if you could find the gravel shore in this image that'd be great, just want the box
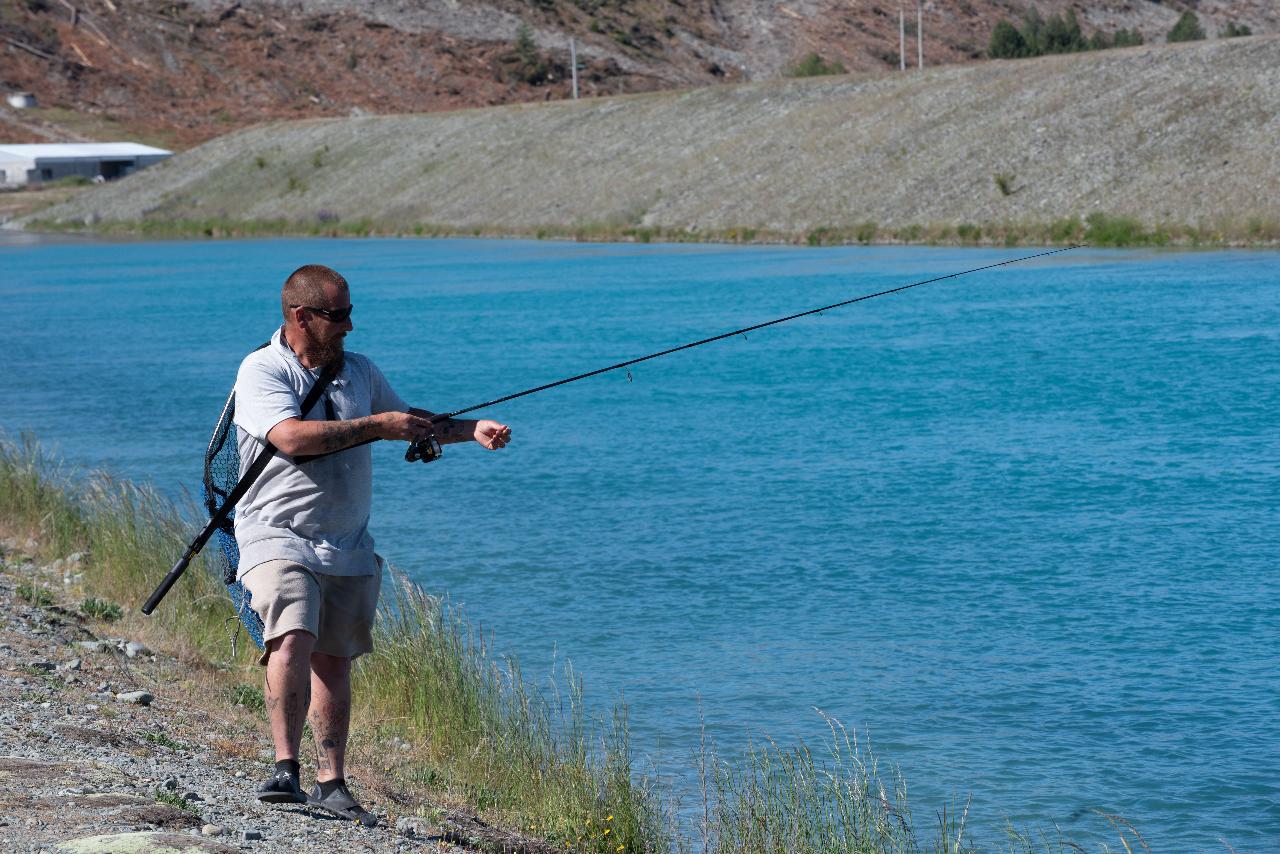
[0,538,537,854]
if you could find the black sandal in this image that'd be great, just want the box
[308,780,379,828]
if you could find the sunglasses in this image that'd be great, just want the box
[293,304,353,323]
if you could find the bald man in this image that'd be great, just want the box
[232,264,510,825]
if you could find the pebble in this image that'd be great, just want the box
[116,690,154,705]
[201,823,225,836]
[125,641,152,658]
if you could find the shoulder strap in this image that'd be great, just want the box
[299,361,336,420]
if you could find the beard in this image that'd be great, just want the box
[302,327,346,372]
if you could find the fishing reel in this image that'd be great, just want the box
[405,434,443,464]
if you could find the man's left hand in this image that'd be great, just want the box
[475,420,511,450]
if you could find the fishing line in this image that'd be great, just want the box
[406,243,1083,449]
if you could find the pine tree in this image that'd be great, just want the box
[1167,11,1206,43]
[988,20,1028,59]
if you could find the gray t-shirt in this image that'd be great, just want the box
[232,327,408,578]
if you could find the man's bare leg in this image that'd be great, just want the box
[308,652,351,782]
[264,630,315,762]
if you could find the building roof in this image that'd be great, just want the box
[0,143,172,160]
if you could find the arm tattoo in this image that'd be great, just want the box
[318,416,378,452]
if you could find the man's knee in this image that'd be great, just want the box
[310,651,351,679]
[266,629,316,662]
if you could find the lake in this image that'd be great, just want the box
[2,235,1276,850]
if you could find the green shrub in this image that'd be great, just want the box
[1219,21,1252,38]
[231,684,266,712]
[46,175,92,188]
[787,52,846,78]
[81,596,123,622]
[993,172,1016,196]
[1083,212,1171,246]
[1112,27,1144,48]
[988,20,1028,58]
[1168,11,1205,43]
[154,789,197,813]
[17,583,52,607]
[989,12,1140,59]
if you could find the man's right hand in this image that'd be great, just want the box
[373,411,437,443]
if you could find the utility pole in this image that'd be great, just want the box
[899,5,906,70]
[917,2,924,69]
[570,37,579,99]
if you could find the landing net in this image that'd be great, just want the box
[202,387,266,650]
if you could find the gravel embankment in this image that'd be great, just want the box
[0,538,531,854]
[22,35,1280,242]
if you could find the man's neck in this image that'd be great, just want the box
[283,324,323,370]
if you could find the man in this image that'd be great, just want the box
[232,264,510,825]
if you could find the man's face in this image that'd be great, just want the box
[299,282,353,369]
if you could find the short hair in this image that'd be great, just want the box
[281,265,348,320]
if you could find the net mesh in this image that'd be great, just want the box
[203,387,266,650]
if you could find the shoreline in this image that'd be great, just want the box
[12,212,1280,249]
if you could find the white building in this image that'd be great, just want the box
[0,142,172,187]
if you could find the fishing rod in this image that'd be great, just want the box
[141,243,1080,614]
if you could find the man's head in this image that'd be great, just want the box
[282,264,353,369]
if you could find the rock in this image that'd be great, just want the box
[78,641,108,652]
[116,691,154,706]
[125,641,152,658]
[62,658,82,671]
[201,823,224,836]
[395,816,434,837]
[29,659,56,671]
[242,829,263,840]
[163,777,178,791]
[56,831,238,853]
[183,791,203,801]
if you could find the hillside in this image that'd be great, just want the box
[23,34,1280,245]
[1,0,1277,147]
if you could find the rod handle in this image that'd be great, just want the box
[141,553,192,615]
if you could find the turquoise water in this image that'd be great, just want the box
[2,236,1277,850]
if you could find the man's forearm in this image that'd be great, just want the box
[269,416,384,456]
[408,408,477,445]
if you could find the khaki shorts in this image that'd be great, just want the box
[240,559,381,665]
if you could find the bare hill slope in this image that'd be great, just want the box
[2,0,1276,147]
[27,35,1280,244]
